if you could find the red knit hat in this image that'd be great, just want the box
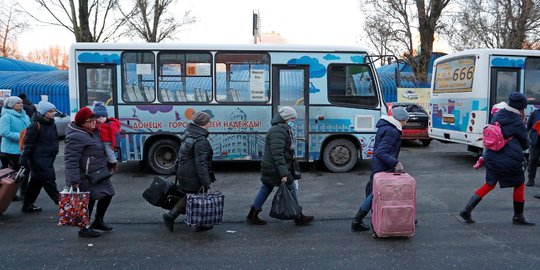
[75,107,94,126]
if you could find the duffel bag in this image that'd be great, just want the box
[143,176,185,210]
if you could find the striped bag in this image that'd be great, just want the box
[184,191,224,227]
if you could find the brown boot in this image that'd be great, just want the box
[246,207,267,225]
[294,213,314,226]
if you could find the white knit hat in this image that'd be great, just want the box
[279,106,297,121]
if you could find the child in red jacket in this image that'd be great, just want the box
[93,103,120,164]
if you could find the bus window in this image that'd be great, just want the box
[215,52,270,103]
[493,69,519,104]
[158,52,212,103]
[328,64,377,107]
[84,67,113,106]
[122,52,155,103]
[525,58,540,104]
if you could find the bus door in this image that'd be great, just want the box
[272,65,310,160]
[78,64,118,117]
[489,67,520,121]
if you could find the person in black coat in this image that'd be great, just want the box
[351,107,410,232]
[458,92,534,226]
[19,101,60,213]
[526,107,540,186]
[245,106,314,226]
[162,112,216,232]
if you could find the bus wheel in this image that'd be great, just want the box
[147,139,179,175]
[322,139,358,173]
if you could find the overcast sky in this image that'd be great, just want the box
[17,0,364,54]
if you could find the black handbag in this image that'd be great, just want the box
[86,168,112,185]
[143,176,185,210]
[269,182,302,220]
[290,160,301,179]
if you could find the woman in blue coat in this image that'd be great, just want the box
[351,107,409,232]
[458,92,534,226]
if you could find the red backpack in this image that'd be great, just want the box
[483,122,511,151]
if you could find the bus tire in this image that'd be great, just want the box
[147,139,179,175]
[322,139,358,173]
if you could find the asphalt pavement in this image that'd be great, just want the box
[1,140,540,269]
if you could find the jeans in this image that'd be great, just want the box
[358,193,373,212]
[104,142,117,163]
[252,181,298,211]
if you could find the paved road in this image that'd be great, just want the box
[1,140,540,269]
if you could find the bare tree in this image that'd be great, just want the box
[0,1,27,58]
[26,44,69,69]
[442,0,540,50]
[362,0,451,82]
[118,0,195,42]
[30,0,125,42]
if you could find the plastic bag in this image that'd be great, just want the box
[269,182,302,220]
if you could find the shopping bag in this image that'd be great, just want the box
[58,187,90,228]
[269,182,302,220]
[184,191,224,227]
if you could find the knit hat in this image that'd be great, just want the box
[192,111,211,126]
[74,107,94,126]
[392,107,410,121]
[4,96,22,109]
[37,100,56,115]
[92,102,108,117]
[508,92,528,110]
[18,93,27,100]
[279,106,297,121]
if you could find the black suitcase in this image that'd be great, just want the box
[143,177,185,210]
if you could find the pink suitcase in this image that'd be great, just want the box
[371,171,416,238]
[0,168,18,215]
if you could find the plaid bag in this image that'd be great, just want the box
[184,191,224,227]
[58,187,90,228]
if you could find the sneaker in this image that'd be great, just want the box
[21,204,42,213]
[473,157,484,170]
[90,220,113,231]
[78,228,101,238]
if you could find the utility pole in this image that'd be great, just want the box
[253,10,261,44]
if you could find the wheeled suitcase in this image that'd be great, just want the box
[371,171,416,238]
[0,168,17,215]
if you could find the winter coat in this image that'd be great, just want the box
[0,107,31,155]
[64,122,115,200]
[98,117,121,148]
[22,98,36,118]
[176,123,214,193]
[365,115,403,195]
[260,113,295,187]
[19,113,59,180]
[484,108,529,188]
[527,109,540,146]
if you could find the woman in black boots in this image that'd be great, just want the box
[65,107,117,238]
[458,92,534,226]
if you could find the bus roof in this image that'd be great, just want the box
[435,48,540,63]
[69,42,373,54]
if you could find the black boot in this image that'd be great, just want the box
[351,210,370,232]
[294,213,314,226]
[91,218,113,231]
[78,228,100,238]
[458,194,482,224]
[194,225,214,232]
[163,207,182,232]
[526,179,535,187]
[246,207,267,225]
[512,201,535,226]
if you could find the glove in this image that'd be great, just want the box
[19,157,28,168]
[395,161,404,172]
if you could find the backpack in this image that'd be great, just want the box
[19,122,40,152]
[483,122,511,151]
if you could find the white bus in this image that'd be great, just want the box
[429,49,540,152]
[69,43,388,174]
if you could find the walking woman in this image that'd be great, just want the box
[19,101,60,213]
[458,92,534,226]
[64,107,117,238]
[246,106,314,226]
[163,111,216,232]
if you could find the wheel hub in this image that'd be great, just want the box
[330,145,350,165]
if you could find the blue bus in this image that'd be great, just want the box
[69,43,387,174]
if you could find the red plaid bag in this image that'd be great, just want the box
[58,187,90,228]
